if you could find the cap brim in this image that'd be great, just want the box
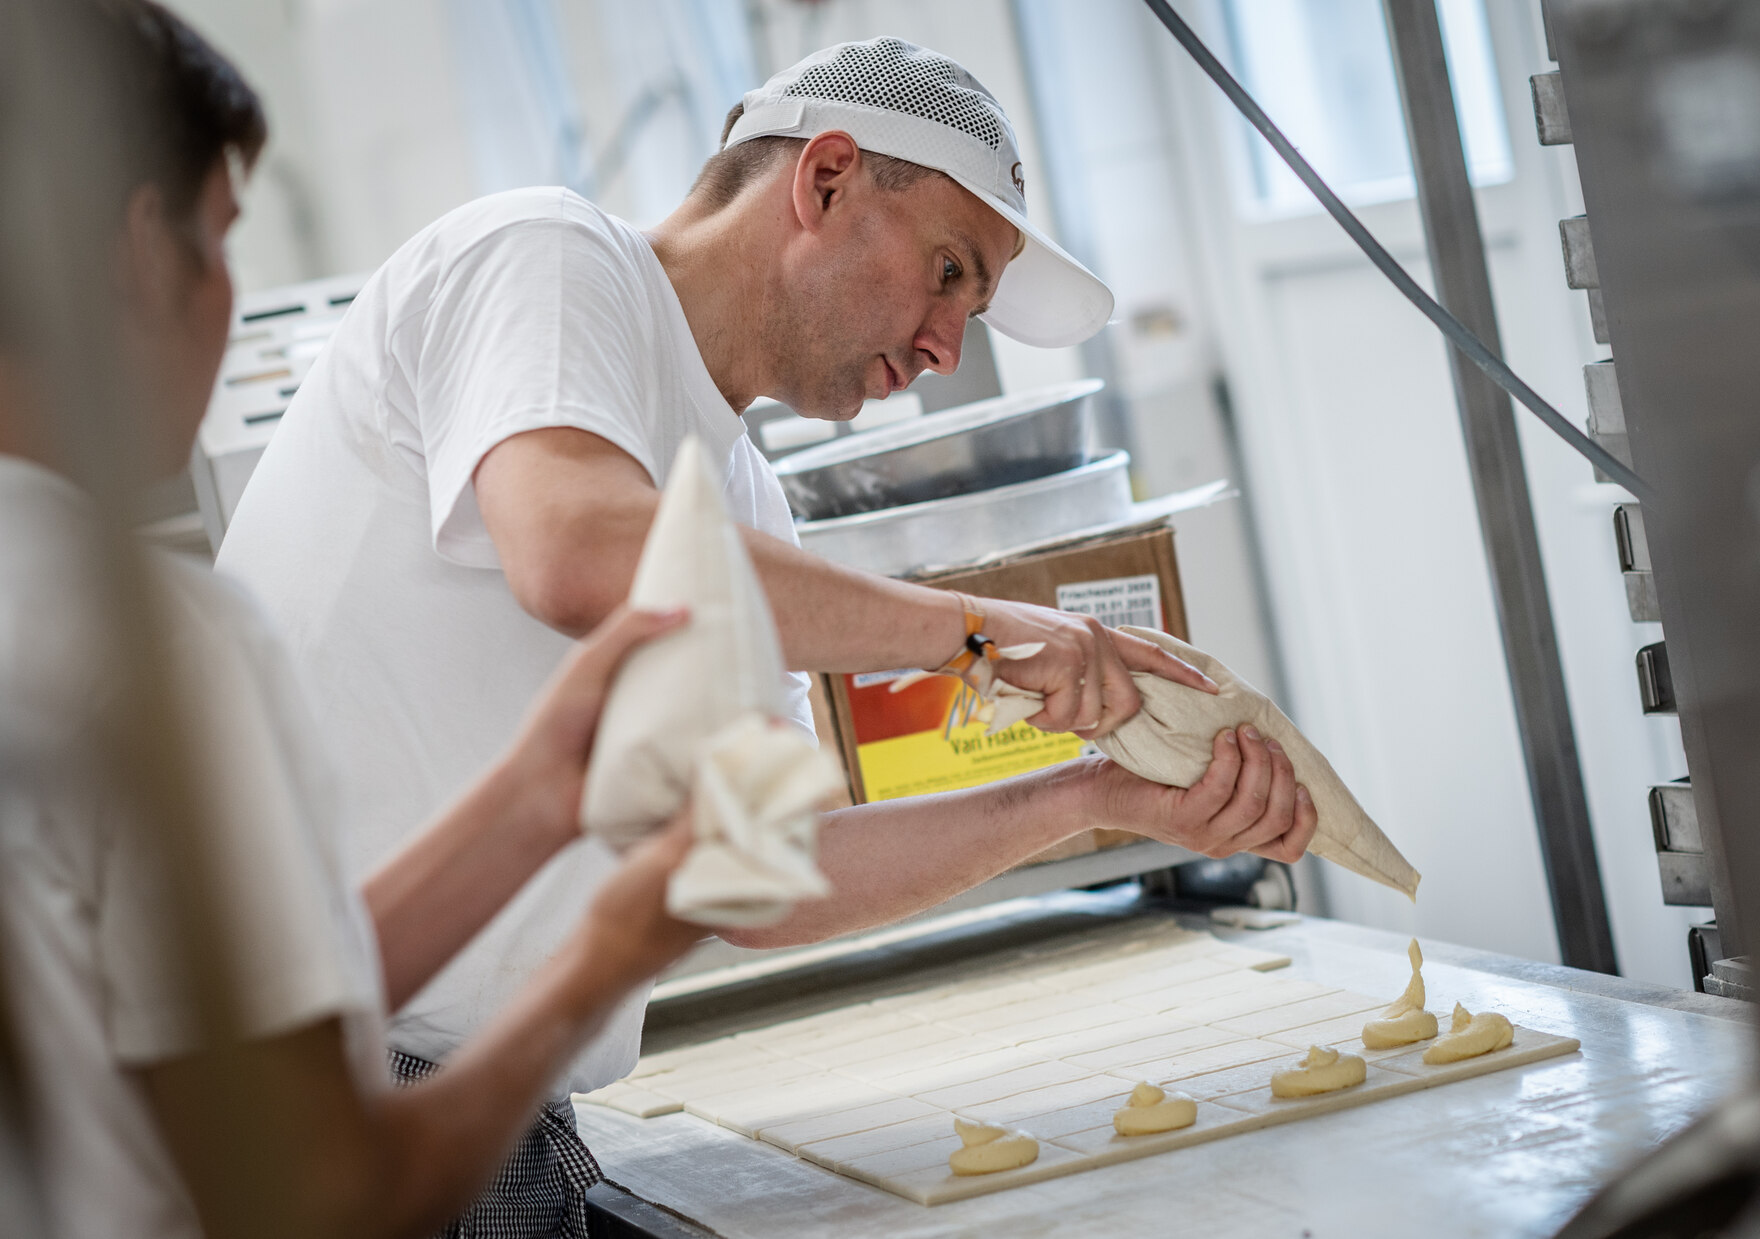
[944,172,1114,349]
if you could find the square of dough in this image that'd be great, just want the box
[1014,1013,1179,1060]
[938,993,1099,1034]
[1105,1037,1293,1084]
[866,1143,1091,1206]
[1047,1099,1265,1160]
[1205,1063,1422,1118]
[1264,1011,1431,1053]
[834,1130,969,1184]
[966,1002,1151,1046]
[757,1095,939,1153]
[913,1061,1092,1111]
[1158,980,1340,1024]
[1206,944,1295,971]
[1372,1024,1582,1085]
[571,1082,682,1119]
[643,1054,823,1103]
[794,1021,969,1067]
[905,980,1051,1023]
[745,1009,926,1056]
[1030,942,1217,991]
[628,1039,777,1079]
[1045,957,1239,1003]
[1063,1024,1240,1071]
[1116,968,1281,1014]
[1211,990,1385,1038]
[854,1046,1036,1094]
[1134,1056,1289,1103]
[958,1075,1131,1127]
[796,1112,956,1169]
[687,1077,894,1137]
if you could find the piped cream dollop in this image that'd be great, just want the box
[1112,1082,1198,1136]
[948,1118,1039,1176]
[1361,938,1440,1049]
[1270,1045,1367,1098]
[1422,1002,1514,1064]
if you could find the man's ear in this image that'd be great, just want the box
[790,131,862,235]
[116,182,180,319]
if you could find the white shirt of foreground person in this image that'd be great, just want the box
[217,186,813,1093]
[0,457,385,1239]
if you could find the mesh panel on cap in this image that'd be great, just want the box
[783,38,1004,151]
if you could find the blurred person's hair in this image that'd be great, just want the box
[0,0,265,350]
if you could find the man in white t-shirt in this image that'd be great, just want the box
[218,37,1319,1231]
[1,4,706,1236]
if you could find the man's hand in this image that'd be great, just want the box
[1089,726,1318,863]
[978,599,1218,738]
[500,605,688,849]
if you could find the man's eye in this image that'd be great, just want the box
[942,258,960,283]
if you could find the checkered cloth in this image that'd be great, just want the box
[390,1051,603,1239]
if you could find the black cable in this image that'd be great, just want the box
[1141,0,1655,505]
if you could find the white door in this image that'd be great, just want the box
[1152,0,1695,981]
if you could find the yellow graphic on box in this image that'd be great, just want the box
[857,720,1085,802]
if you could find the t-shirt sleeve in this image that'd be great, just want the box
[101,563,385,1068]
[411,205,663,569]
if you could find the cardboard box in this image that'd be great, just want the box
[811,523,1188,864]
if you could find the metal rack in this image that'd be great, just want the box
[1538,0,1760,1000]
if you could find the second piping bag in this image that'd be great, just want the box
[580,436,843,927]
[915,624,1419,899]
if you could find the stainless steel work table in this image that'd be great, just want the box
[578,896,1752,1238]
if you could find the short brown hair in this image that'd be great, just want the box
[104,0,269,216]
[689,101,942,210]
[0,0,266,346]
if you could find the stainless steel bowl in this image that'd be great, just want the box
[795,451,1135,578]
[773,378,1103,520]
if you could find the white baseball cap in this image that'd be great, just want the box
[724,37,1114,350]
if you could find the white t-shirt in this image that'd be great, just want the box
[217,187,812,1093]
[0,456,385,1239]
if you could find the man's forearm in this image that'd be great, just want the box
[722,757,1103,949]
[364,757,568,1012]
[744,529,966,672]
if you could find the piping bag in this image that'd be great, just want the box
[896,625,1419,899]
[580,436,843,927]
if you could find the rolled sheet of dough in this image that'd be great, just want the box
[1423,1003,1513,1064]
[1093,627,1420,900]
[1270,1045,1367,1097]
[948,1119,1039,1176]
[1362,938,1440,1049]
[580,437,834,925]
[1112,1082,1198,1135]
[666,715,842,926]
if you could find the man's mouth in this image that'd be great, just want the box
[881,357,903,395]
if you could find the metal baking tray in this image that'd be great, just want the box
[795,450,1134,578]
[773,378,1103,520]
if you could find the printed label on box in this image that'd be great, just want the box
[1055,573,1164,631]
[856,718,1085,802]
[842,672,1084,801]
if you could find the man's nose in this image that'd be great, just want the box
[915,311,965,376]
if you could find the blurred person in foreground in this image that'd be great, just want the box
[0,2,709,1236]
[216,34,1320,1231]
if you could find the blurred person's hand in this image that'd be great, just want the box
[576,812,705,988]
[499,604,688,849]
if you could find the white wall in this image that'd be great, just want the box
[1151,0,1697,983]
